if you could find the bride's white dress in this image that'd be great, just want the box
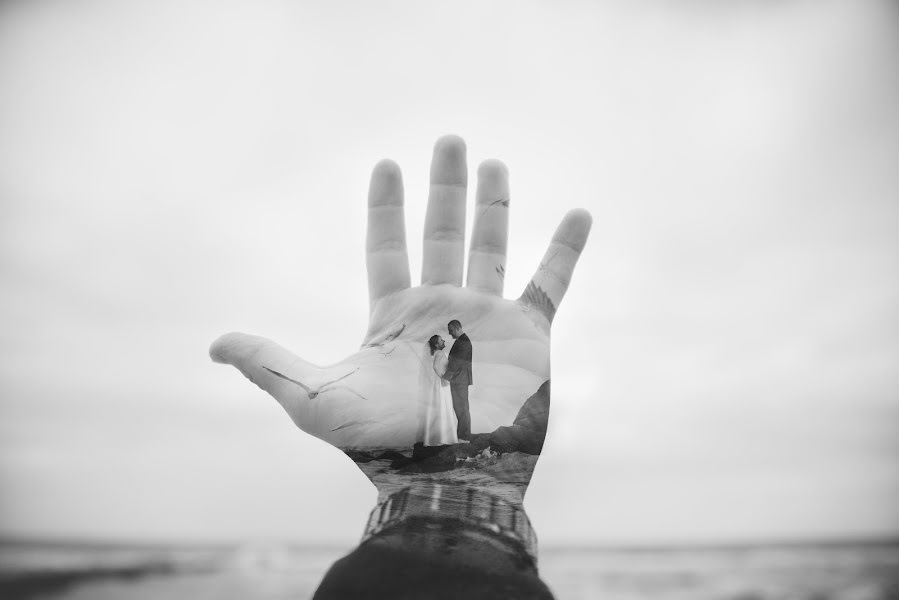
[418,349,459,446]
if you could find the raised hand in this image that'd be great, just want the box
[210,136,591,506]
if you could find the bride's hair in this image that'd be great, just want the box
[427,335,441,355]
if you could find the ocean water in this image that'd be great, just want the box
[1,539,897,600]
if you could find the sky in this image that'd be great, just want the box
[0,0,897,547]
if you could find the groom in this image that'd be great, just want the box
[444,319,473,441]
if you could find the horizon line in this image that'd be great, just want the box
[2,532,898,552]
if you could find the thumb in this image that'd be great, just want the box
[210,332,320,428]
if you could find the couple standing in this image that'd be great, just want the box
[419,320,473,447]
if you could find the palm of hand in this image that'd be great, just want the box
[211,136,590,491]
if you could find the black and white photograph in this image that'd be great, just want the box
[1,1,898,599]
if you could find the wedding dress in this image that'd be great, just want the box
[418,346,459,446]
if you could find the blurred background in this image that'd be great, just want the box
[1,0,897,598]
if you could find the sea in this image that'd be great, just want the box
[1,538,897,600]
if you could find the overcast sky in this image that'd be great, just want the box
[1,0,897,547]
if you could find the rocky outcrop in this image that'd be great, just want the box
[512,380,550,433]
[488,379,550,455]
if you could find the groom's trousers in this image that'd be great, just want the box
[450,383,471,440]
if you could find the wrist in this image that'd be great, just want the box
[362,482,538,568]
[313,483,552,599]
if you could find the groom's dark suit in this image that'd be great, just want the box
[445,333,473,440]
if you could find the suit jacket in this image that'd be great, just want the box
[445,333,473,385]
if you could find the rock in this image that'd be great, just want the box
[468,433,492,446]
[391,442,457,471]
[411,442,449,461]
[484,380,549,455]
[375,449,411,462]
[396,446,457,473]
[487,425,544,455]
[345,450,377,463]
[347,448,410,464]
[460,437,492,457]
[512,380,550,433]
[392,437,497,473]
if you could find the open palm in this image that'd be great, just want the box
[210,136,591,467]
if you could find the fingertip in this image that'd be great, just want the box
[209,331,252,364]
[431,135,467,186]
[566,208,593,229]
[553,209,593,252]
[477,158,508,176]
[434,133,466,151]
[209,332,235,363]
[369,159,404,207]
[476,158,509,189]
[372,158,401,179]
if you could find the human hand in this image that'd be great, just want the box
[210,135,591,506]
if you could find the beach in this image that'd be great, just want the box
[2,539,897,600]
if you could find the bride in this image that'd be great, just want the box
[418,334,459,446]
